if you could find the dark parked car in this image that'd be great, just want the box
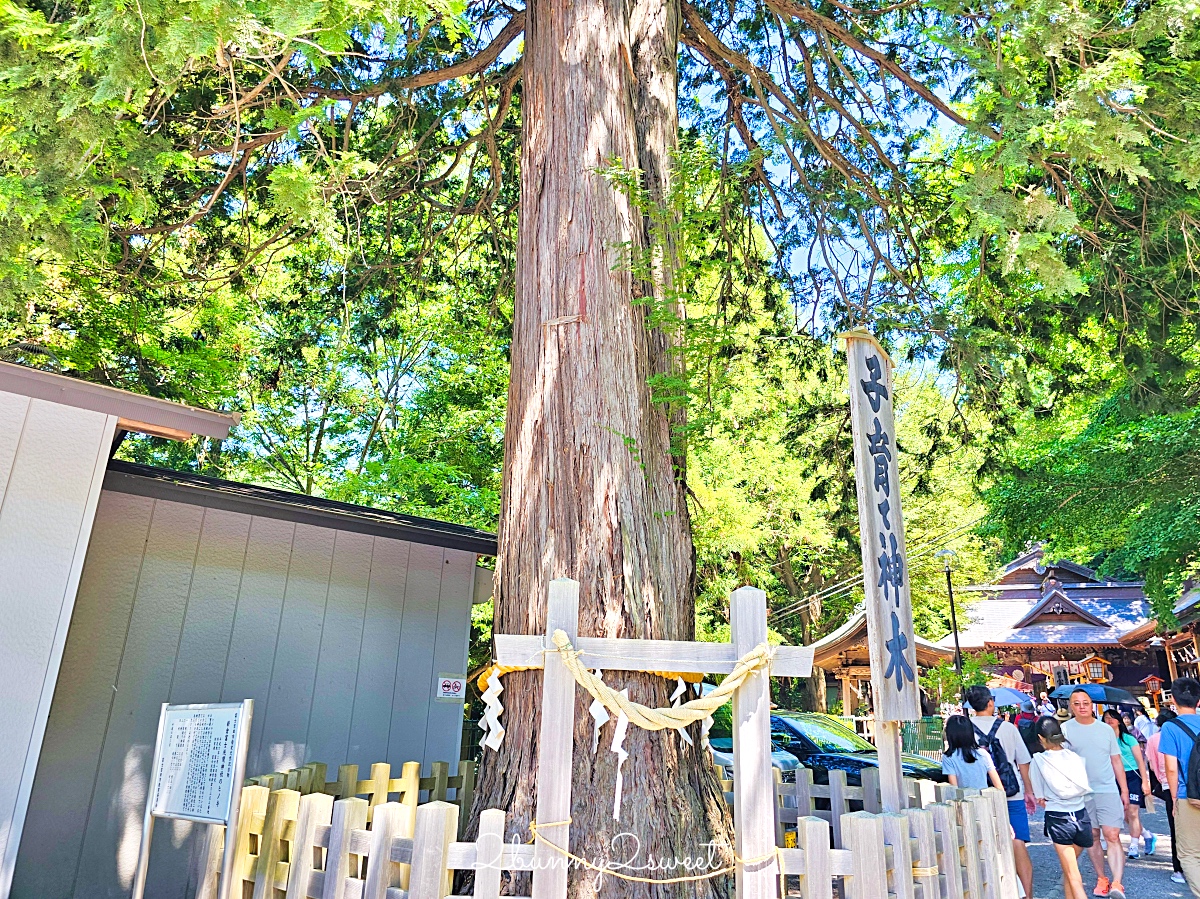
[770,712,946,785]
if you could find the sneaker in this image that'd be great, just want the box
[1144,833,1157,855]
[1093,875,1110,897]
[1127,843,1140,859]
[1173,872,1187,884]
[1108,883,1125,899]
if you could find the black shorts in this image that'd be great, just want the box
[1126,769,1145,808]
[1044,809,1095,848]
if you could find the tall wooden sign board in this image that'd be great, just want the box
[842,332,919,812]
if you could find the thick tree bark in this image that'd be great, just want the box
[472,1,732,897]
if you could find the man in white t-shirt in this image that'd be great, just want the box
[1062,688,1130,899]
[964,685,1035,899]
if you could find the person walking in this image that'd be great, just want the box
[1132,706,1157,744]
[1162,676,1200,896]
[1147,709,1187,885]
[964,685,1036,899]
[1030,716,1094,899]
[1040,691,1058,717]
[1062,687,1129,899]
[942,714,1007,790]
[1101,708,1156,858]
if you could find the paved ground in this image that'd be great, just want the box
[1025,802,1192,899]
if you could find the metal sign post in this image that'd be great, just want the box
[130,699,253,899]
[842,331,920,812]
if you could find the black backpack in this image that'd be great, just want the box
[974,719,1021,797]
[1166,717,1200,801]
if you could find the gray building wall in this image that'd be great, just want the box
[12,485,477,899]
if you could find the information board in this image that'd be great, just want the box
[132,700,252,899]
[150,704,245,824]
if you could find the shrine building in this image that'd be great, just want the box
[943,547,1167,698]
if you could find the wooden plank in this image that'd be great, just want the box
[455,761,477,840]
[877,720,908,812]
[906,806,940,899]
[347,538,409,767]
[828,769,848,848]
[472,809,505,899]
[983,789,1019,899]
[10,491,153,899]
[359,762,393,823]
[387,543,444,764]
[797,816,833,899]
[221,515,297,770]
[861,766,882,814]
[407,801,458,899]
[258,523,336,774]
[286,792,335,899]
[531,579,579,899]
[308,531,374,770]
[0,401,116,895]
[169,508,252,703]
[793,768,814,820]
[494,634,813,677]
[930,802,965,899]
[254,789,301,899]
[842,812,888,899]
[363,802,406,899]
[322,798,368,899]
[957,799,984,899]
[882,812,916,899]
[234,787,271,895]
[730,585,777,899]
[843,332,921,722]
[422,760,451,801]
[390,759,421,888]
[969,793,1006,899]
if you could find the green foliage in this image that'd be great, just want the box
[921,652,1000,704]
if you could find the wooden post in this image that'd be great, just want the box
[253,788,300,899]
[234,786,270,894]
[285,792,334,899]
[455,760,477,839]
[773,768,786,847]
[984,788,1020,899]
[473,809,506,899]
[957,799,984,899]
[331,765,358,800]
[861,766,882,814]
[425,761,450,801]
[828,769,848,848]
[730,585,779,899]
[793,768,814,819]
[842,812,888,899]
[905,807,940,899]
[321,798,368,899]
[362,762,392,822]
[408,801,458,899]
[797,816,833,899]
[930,802,964,899]
[882,812,916,899]
[843,331,920,813]
[363,802,406,899]
[531,578,579,899]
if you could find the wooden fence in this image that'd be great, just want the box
[195,580,1017,899]
[196,780,1018,899]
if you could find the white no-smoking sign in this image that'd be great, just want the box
[436,673,467,702]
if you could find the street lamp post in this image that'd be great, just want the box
[936,549,964,678]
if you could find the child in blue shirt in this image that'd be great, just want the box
[942,714,1006,791]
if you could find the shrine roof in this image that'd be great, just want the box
[939,595,1152,650]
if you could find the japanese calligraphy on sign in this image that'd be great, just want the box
[843,332,920,722]
[149,703,250,824]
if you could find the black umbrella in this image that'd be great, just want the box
[1049,684,1137,704]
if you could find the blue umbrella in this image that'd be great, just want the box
[1050,684,1137,705]
[990,686,1034,707]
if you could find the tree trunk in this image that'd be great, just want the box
[472,1,732,897]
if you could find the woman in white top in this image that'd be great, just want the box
[1029,716,1094,899]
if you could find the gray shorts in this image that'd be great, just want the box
[1083,792,1124,830]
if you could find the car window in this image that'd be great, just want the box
[776,715,875,753]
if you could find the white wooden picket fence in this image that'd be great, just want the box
[196,579,1018,899]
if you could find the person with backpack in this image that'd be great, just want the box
[1147,709,1187,884]
[942,714,1007,790]
[1162,675,1200,896]
[964,685,1035,899]
[1062,688,1130,899]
